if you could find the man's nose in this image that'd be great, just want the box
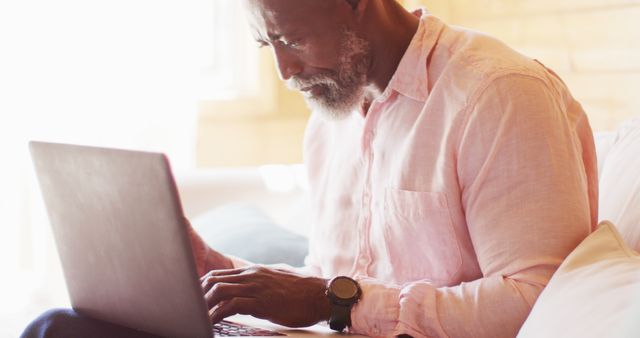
[273,48,303,81]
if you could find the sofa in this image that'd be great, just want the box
[176,117,640,337]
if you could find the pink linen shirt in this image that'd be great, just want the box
[191,10,599,338]
[300,11,598,338]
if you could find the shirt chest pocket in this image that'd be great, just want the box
[382,188,462,284]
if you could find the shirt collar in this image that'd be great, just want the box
[384,9,444,102]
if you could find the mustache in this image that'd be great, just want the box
[286,74,338,91]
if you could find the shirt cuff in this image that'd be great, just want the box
[394,282,448,337]
[350,278,448,338]
[350,277,401,337]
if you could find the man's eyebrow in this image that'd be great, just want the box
[256,30,301,44]
[252,33,280,44]
[269,28,303,41]
[267,33,283,41]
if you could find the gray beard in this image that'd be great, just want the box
[287,29,371,120]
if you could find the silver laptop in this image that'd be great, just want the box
[29,141,343,338]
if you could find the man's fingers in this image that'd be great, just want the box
[209,297,257,324]
[202,274,254,293]
[200,268,246,281]
[205,282,257,308]
[200,268,247,289]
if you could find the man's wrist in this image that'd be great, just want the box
[325,276,362,332]
[312,277,331,324]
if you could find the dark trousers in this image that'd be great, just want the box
[21,308,161,338]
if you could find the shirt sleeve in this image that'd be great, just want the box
[349,74,594,337]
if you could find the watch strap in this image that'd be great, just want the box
[328,303,352,332]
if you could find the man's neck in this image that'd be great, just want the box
[362,1,420,102]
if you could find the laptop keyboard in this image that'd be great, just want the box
[213,320,286,336]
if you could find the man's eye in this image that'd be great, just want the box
[280,38,302,49]
[286,40,300,48]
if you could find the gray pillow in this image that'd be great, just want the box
[191,203,308,267]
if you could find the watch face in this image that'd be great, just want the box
[331,277,359,299]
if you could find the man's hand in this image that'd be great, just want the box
[200,266,331,328]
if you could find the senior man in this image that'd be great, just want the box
[23,0,597,337]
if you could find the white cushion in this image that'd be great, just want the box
[593,131,616,179]
[598,117,640,251]
[517,221,640,338]
[192,203,308,267]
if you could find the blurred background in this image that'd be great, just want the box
[0,0,638,336]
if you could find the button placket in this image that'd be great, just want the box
[358,105,379,274]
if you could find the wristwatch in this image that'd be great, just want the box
[326,276,362,332]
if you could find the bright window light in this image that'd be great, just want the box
[0,0,259,335]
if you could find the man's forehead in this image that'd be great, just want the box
[243,0,337,37]
[245,0,336,13]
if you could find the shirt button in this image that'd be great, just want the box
[372,328,381,336]
[358,257,368,266]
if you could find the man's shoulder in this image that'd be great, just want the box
[431,22,549,98]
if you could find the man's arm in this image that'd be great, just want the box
[188,218,333,326]
[348,74,595,338]
[186,219,238,275]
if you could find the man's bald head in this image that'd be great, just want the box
[243,0,343,14]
